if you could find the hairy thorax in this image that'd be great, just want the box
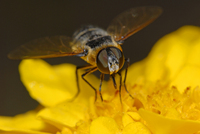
[71,26,122,66]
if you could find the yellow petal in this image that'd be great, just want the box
[145,25,200,90]
[90,116,120,134]
[0,129,51,134]
[144,28,188,82]
[59,128,73,134]
[19,59,99,107]
[122,113,134,127]
[127,112,141,121]
[122,112,141,127]
[0,110,58,134]
[122,122,151,134]
[139,108,200,134]
[175,25,200,43]
[37,101,87,129]
[53,63,99,102]
[187,38,200,66]
[124,60,146,85]
[19,59,76,107]
[170,65,200,93]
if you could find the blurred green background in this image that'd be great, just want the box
[1,0,200,116]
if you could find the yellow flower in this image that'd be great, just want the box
[1,25,200,134]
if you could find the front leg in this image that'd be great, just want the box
[99,73,105,102]
[81,67,98,101]
[74,65,94,101]
[123,58,134,99]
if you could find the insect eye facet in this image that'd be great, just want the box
[96,49,110,74]
[109,47,124,70]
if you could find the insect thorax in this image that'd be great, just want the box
[72,26,121,66]
[73,25,109,44]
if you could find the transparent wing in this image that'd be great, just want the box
[107,6,162,42]
[8,36,84,59]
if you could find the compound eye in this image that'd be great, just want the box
[110,48,124,70]
[96,49,110,74]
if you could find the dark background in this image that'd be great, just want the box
[1,0,200,116]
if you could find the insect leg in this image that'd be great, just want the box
[124,58,134,99]
[99,73,105,102]
[117,71,122,104]
[74,65,94,101]
[81,67,98,101]
[111,74,117,89]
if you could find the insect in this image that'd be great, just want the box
[8,6,162,102]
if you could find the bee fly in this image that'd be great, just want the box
[8,6,162,102]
